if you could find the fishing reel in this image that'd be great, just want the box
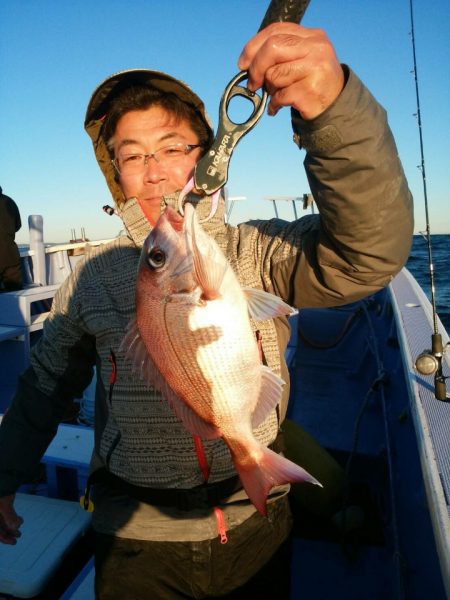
[415,333,449,401]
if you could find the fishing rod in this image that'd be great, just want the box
[409,0,448,401]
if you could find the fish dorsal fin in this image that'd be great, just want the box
[251,365,285,428]
[243,287,298,321]
[186,204,227,300]
[120,319,220,441]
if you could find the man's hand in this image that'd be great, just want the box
[0,495,23,545]
[238,23,344,120]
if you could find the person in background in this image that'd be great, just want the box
[0,23,413,599]
[0,186,23,292]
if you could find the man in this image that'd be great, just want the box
[0,186,23,292]
[0,23,413,599]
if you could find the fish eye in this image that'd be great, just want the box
[147,247,166,269]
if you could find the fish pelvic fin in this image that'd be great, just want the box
[121,319,220,440]
[243,287,298,322]
[235,445,321,516]
[251,366,285,428]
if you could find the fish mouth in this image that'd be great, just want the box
[164,206,185,232]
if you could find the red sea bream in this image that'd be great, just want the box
[122,203,319,515]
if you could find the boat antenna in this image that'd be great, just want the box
[410,0,448,401]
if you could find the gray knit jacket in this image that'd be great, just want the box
[0,68,413,495]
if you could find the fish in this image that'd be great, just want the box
[122,202,320,515]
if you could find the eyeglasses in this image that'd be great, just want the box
[112,143,202,175]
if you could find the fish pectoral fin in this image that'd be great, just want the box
[120,318,140,354]
[243,287,298,321]
[251,366,285,428]
[169,396,221,441]
[121,318,166,390]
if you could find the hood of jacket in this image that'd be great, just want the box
[84,68,225,246]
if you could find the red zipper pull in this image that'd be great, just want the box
[213,507,228,544]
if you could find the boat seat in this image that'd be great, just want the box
[0,324,25,343]
[0,284,59,329]
[0,494,92,599]
[0,285,59,410]
[42,423,94,501]
[0,417,94,501]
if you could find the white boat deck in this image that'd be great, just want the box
[389,268,450,598]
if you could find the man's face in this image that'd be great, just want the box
[113,105,202,223]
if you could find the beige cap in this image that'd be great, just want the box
[84,69,214,208]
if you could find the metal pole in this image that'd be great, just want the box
[28,215,46,286]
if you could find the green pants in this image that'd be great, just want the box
[94,495,292,600]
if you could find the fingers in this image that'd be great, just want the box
[238,24,318,90]
[0,496,23,545]
[238,23,344,120]
[266,55,344,118]
[238,23,312,69]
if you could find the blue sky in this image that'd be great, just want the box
[1,0,449,243]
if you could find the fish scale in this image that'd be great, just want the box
[162,296,258,428]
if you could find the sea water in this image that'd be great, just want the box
[406,234,450,333]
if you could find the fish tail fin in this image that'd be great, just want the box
[235,445,321,516]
